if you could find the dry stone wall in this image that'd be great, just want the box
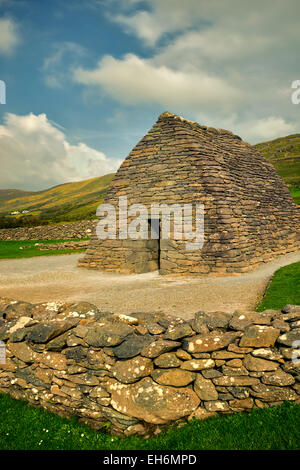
[0,298,299,437]
[19,240,89,251]
[0,220,97,241]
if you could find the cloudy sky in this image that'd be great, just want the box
[0,0,299,190]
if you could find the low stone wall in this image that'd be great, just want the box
[19,241,89,251]
[0,220,97,241]
[0,298,299,437]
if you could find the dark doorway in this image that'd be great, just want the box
[148,218,161,270]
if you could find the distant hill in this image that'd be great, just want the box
[0,189,37,204]
[0,173,115,227]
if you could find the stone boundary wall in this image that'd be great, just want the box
[0,298,299,437]
[19,241,89,251]
[0,220,97,241]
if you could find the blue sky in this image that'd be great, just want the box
[0,0,300,190]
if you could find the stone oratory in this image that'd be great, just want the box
[79,112,300,275]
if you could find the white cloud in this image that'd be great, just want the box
[0,112,121,190]
[74,2,300,113]
[73,53,242,111]
[0,17,20,55]
[59,0,300,144]
[235,116,297,142]
[154,30,273,69]
[112,0,300,47]
[112,0,203,45]
[43,41,88,88]
[192,112,297,143]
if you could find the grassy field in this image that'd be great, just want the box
[0,393,299,450]
[256,261,300,311]
[289,187,300,204]
[0,239,88,259]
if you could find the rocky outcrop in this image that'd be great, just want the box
[0,298,299,437]
[0,220,97,241]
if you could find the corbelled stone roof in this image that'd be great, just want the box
[157,111,239,138]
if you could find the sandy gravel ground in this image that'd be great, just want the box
[0,251,299,320]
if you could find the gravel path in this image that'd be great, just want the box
[0,251,299,319]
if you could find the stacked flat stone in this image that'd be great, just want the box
[0,298,299,437]
[19,241,89,251]
[79,111,300,275]
[0,220,97,241]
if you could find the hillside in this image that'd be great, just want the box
[255,133,300,204]
[0,174,115,227]
[0,189,37,204]
[255,133,300,184]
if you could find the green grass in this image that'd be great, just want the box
[0,239,89,259]
[256,261,300,311]
[0,393,299,450]
[289,187,300,204]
